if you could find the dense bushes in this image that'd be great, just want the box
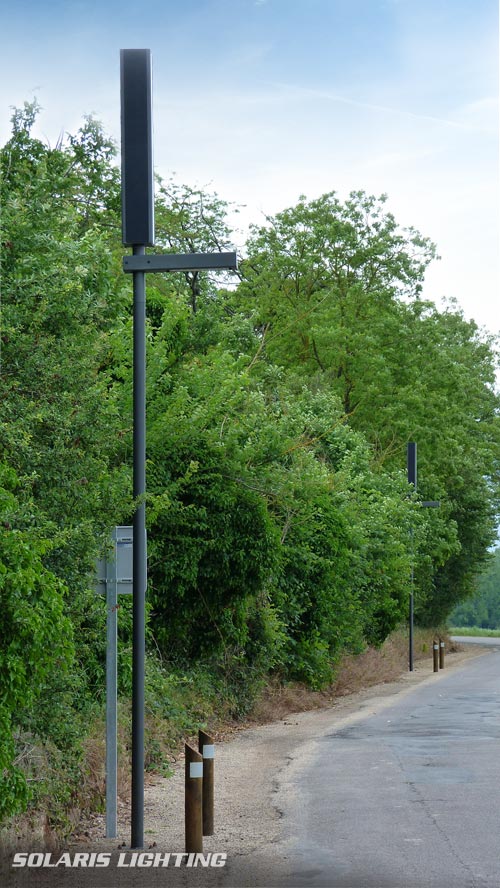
[0,465,73,820]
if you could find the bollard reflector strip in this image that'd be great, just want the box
[202,745,215,760]
[189,762,203,779]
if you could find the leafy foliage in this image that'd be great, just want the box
[237,193,500,626]
[0,465,73,819]
[0,104,499,829]
[0,104,129,822]
[449,548,500,629]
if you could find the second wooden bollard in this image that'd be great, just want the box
[185,744,203,853]
[433,640,439,673]
[199,730,215,836]
[439,639,445,669]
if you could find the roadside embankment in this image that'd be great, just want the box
[72,634,483,853]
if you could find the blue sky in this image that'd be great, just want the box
[0,0,498,335]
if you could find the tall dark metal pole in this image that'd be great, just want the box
[121,48,154,850]
[131,246,146,848]
[120,49,236,849]
[407,442,417,672]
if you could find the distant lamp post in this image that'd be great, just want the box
[407,443,417,672]
[407,442,440,671]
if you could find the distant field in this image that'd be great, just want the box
[448,627,500,637]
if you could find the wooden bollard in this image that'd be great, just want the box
[185,744,203,852]
[199,730,215,836]
[433,640,439,673]
[439,639,445,669]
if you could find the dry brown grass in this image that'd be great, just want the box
[248,627,450,724]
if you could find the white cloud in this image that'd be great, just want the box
[0,0,496,335]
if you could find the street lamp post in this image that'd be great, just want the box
[407,442,440,672]
[120,49,237,849]
[407,443,417,672]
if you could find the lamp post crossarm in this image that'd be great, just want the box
[123,252,238,274]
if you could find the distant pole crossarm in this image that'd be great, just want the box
[123,252,238,274]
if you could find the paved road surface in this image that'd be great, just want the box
[279,648,500,888]
[450,635,500,646]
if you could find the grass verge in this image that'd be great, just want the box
[448,626,500,637]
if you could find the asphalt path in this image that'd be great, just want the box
[450,635,500,646]
[279,647,500,888]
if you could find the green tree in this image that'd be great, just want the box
[0,464,73,820]
[450,548,500,628]
[0,102,130,586]
[238,191,435,413]
[236,191,500,624]
[0,103,133,758]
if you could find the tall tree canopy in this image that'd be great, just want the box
[235,192,500,624]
